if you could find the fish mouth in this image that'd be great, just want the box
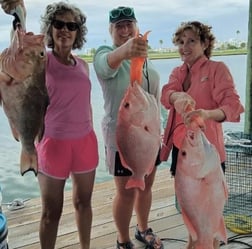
[186,129,202,148]
[186,130,196,144]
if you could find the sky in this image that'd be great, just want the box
[0,0,250,54]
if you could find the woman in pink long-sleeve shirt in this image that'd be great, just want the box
[160,21,244,176]
[160,20,244,249]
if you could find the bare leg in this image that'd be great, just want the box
[113,176,136,245]
[38,173,65,249]
[72,170,96,249]
[134,168,163,249]
[134,168,156,231]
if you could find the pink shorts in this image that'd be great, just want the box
[36,130,99,179]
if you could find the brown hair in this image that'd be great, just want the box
[40,1,87,50]
[172,21,215,58]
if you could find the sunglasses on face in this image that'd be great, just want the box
[109,7,134,19]
[51,20,79,31]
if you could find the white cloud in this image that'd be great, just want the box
[0,0,249,52]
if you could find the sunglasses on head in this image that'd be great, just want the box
[52,19,79,31]
[109,7,134,19]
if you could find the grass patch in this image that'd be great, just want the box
[80,48,247,63]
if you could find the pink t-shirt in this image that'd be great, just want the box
[44,52,92,139]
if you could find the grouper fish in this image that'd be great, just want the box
[0,3,48,176]
[175,127,228,249]
[116,31,160,190]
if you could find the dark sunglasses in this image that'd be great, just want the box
[109,7,134,19]
[52,20,79,31]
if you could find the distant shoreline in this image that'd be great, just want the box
[80,49,247,63]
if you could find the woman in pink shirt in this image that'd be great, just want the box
[160,20,244,248]
[37,3,99,249]
[0,1,99,248]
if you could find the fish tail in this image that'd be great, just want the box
[125,178,145,191]
[20,148,38,176]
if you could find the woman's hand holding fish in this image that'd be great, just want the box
[107,36,148,70]
[121,36,148,59]
[171,92,206,130]
[171,92,196,114]
[183,109,206,130]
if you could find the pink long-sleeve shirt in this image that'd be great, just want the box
[161,56,244,163]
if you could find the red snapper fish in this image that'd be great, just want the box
[175,127,228,249]
[116,31,160,190]
[0,22,48,175]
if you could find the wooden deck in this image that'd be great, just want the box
[3,168,252,249]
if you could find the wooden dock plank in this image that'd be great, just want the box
[3,168,252,249]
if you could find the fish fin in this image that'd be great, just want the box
[130,30,151,85]
[181,210,198,242]
[20,148,38,176]
[10,4,26,31]
[146,165,154,176]
[125,178,145,191]
[38,95,49,142]
[216,217,227,244]
[222,178,229,200]
[9,122,20,141]
[0,71,12,85]
[173,125,186,149]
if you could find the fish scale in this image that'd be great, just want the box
[116,30,160,190]
[0,4,48,176]
[175,128,228,249]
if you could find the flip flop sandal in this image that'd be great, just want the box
[135,226,164,249]
[116,240,135,249]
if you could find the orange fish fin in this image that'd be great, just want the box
[142,30,151,41]
[125,178,145,191]
[130,30,151,85]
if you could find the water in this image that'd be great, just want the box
[0,55,247,202]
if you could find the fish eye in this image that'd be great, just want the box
[189,133,194,140]
[181,150,186,156]
[40,51,45,57]
[124,102,130,108]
